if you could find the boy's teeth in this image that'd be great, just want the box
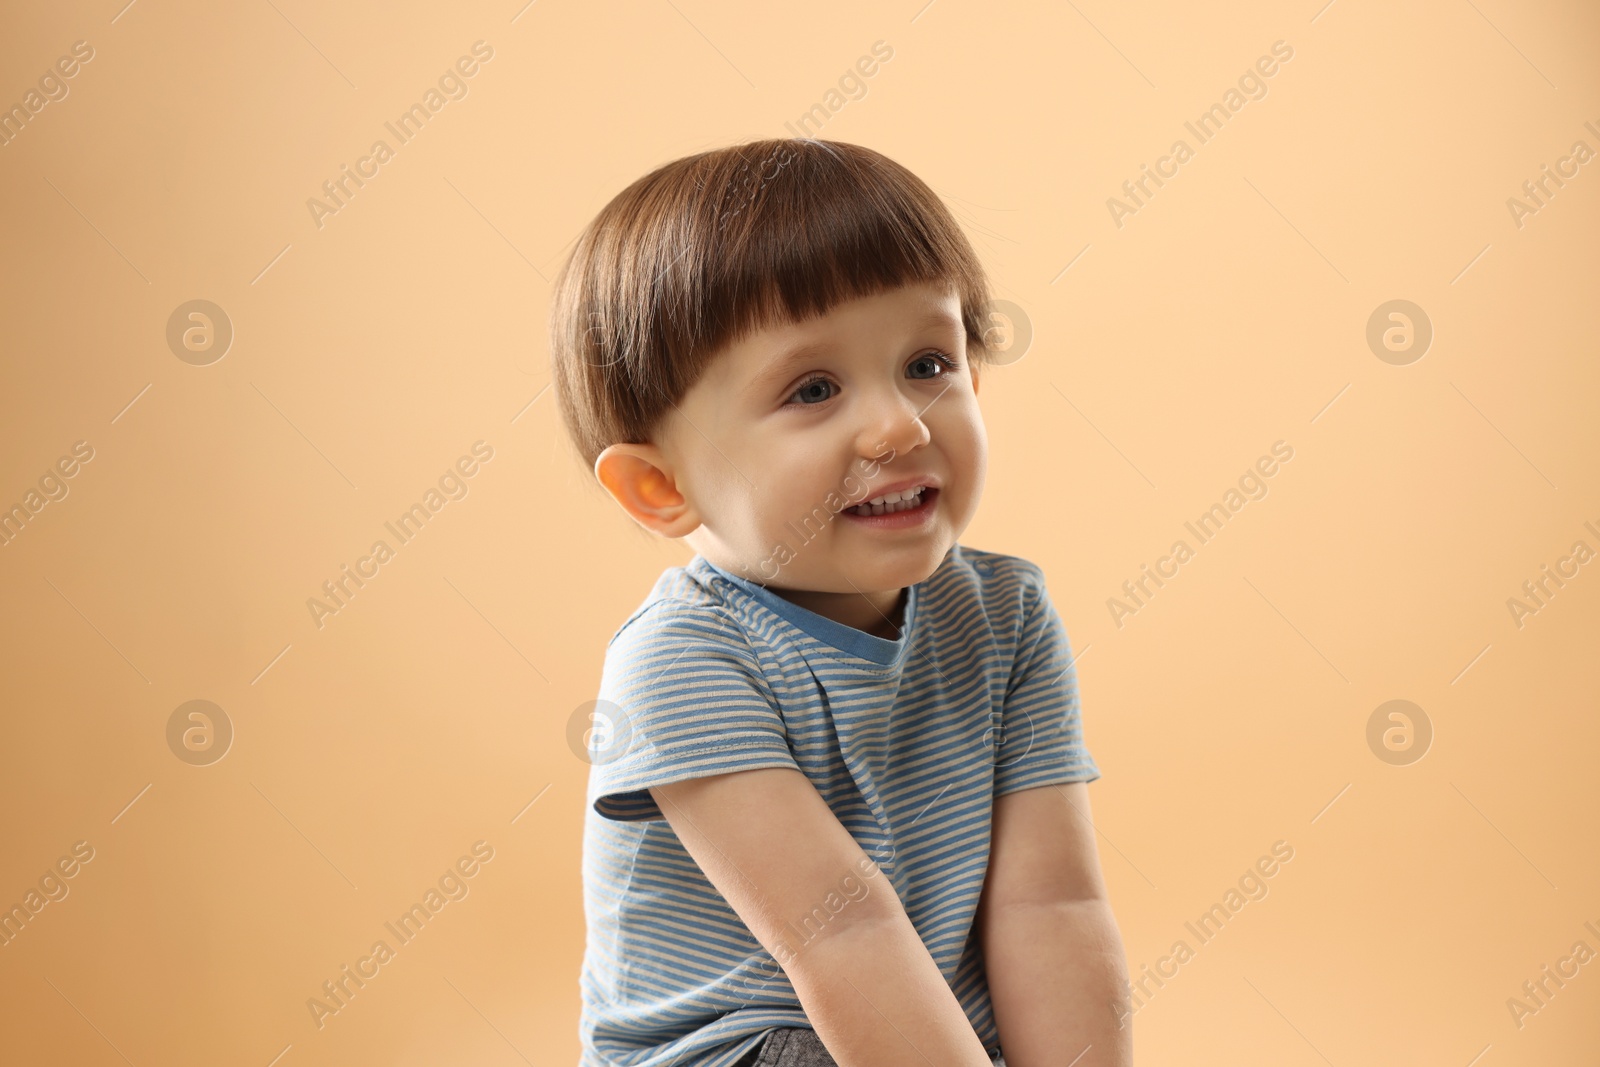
[868,486,922,506]
[849,485,928,516]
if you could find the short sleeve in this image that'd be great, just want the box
[586,601,802,822]
[992,570,1101,796]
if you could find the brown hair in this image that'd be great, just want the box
[548,137,996,475]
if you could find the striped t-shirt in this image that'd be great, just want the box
[579,543,1100,1067]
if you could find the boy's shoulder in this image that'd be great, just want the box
[943,542,1047,585]
[603,557,736,651]
[942,543,1053,615]
[604,545,1053,652]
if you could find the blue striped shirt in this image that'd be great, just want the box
[579,544,1100,1066]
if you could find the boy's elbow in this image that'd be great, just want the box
[980,893,1117,929]
[774,889,911,975]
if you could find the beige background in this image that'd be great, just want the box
[2,0,1597,1064]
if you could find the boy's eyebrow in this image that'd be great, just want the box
[742,339,834,396]
[741,310,964,398]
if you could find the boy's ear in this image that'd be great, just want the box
[594,443,702,537]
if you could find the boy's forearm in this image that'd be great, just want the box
[981,898,1133,1067]
[784,912,995,1067]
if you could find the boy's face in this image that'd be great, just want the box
[598,279,987,625]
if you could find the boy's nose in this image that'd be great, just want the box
[857,391,932,459]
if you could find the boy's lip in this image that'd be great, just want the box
[840,486,940,528]
[856,475,941,502]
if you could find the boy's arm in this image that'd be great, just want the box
[977,781,1133,1067]
[651,767,994,1067]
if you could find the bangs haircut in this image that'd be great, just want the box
[548,137,996,474]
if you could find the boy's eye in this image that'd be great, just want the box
[783,351,958,407]
[908,351,958,379]
[788,376,836,405]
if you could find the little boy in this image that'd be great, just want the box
[552,138,1131,1067]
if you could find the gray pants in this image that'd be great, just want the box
[736,1027,1007,1066]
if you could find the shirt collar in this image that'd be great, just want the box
[694,556,920,667]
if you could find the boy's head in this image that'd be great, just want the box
[550,138,998,598]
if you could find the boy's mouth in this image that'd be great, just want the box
[842,485,938,522]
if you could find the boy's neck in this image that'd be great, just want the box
[765,584,908,639]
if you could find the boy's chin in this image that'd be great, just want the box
[828,551,946,592]
[736,535,954,590]
[739,561,925,594]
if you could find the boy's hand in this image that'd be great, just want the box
[652,768,994,1067]
[978,781,1133,1067]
